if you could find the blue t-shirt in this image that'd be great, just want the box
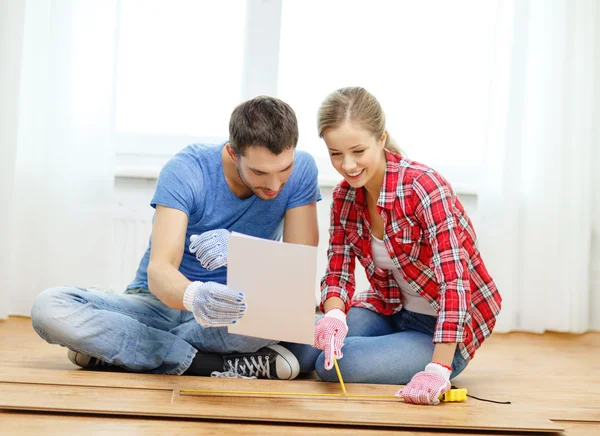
[127,142,321,289]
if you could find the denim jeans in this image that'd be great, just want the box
[30,286,320,375]
[315,307,469,384]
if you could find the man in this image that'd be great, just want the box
[31,96,322,379]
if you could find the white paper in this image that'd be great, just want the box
[227,232,316,345]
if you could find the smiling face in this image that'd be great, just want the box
[322,121,386,189]
[232,145,295,200]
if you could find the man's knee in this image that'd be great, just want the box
[219,331,277,354]
[30,286,85,340]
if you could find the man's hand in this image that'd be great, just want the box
[314,308,348,370]
[189,230,230,270]
[395,362,452,405]
[183,281,246,327]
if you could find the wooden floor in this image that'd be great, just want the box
[1,316,599,435]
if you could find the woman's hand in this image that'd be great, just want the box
[395,362,452,405]
[313,308,348,370]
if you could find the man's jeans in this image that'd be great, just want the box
[31,286,320,375]
[315,307,469,384]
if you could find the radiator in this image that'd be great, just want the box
[112,217,152,292]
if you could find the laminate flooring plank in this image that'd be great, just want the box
[9,411,600,436]
[2,318,598,427]
[0,382,562,433]
[2,368,598,422]
[0,367,399,396]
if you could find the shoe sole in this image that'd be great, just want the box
[266,344,300,380]
[67,349,92,367]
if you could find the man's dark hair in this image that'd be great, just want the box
[229,96,299,156]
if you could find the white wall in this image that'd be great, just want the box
[113,177,478,301]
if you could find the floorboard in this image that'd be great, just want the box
[1,316,599,434]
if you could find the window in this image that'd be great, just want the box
[278,0,498,190]
[114,0,499,191]
[114,0,246,160]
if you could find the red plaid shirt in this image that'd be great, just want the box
[321,152,502,361]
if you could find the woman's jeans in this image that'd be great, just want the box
[30,286,320,375]
[315,307,469,384]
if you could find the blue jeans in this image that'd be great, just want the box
[30,286,320,375]
[315,307,469,384]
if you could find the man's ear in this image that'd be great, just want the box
[225,143,239,163]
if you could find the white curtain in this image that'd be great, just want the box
[479,0,600,332]
[0,0,117,319]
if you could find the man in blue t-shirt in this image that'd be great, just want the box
[30,96,322,379]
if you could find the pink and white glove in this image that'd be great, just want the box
[396,362,452,405]
[314,308,348,370]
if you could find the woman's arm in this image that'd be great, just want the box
[432,342,458,368]
[323,296,346,312]
[412,171,471,347]
[320,199,356,313]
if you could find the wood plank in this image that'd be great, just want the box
[0,382,562,433]
[3,367,599,422]
[0,411,387,436]
[5,411,597,436]
[0,366,400,396]
[2,317,599,431]
[0,410,430,436]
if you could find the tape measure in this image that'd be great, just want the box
[180,386,468,403]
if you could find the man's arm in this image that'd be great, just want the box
[147,205,191,309]
[282,203,319,247]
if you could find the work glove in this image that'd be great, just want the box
[395,362,452,405]
[183,281,246,327]
[314,308,348,370]
[189,229,230,270]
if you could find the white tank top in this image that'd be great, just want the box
[370,235,437,316]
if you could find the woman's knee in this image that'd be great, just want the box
[314,346,371,383]
[314,352,336,381]
[347,307,393,337]
[315,336,430,385]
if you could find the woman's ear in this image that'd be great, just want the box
[380,130,388,148]
[225,143,239,163]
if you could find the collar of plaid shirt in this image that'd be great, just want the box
[342,150,401,214]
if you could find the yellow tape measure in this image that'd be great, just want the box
[179,387,468,402]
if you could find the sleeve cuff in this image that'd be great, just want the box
[433,322,466,343]
[319,286,351,313]
[183,281,203,312]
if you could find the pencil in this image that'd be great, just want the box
[333,356,347,398]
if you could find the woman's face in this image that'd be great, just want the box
[322,121,386,189]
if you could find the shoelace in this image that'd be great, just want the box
[211,356,271,379]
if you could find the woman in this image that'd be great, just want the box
[312,87,502,405]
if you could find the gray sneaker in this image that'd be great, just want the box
[67,350,112,370]
[214,344,300,380]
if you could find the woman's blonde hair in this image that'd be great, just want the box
[317,87,402,155]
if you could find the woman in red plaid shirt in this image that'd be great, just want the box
[312,87,502,405]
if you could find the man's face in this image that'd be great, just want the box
[236,146,295,200]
